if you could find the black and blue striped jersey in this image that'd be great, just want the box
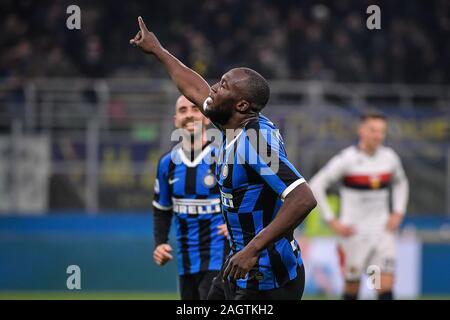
[153,142,227,276]
[217,114,306,290]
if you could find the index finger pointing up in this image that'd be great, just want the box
[138,16,149,32]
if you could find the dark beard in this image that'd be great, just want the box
[205,106,232,125]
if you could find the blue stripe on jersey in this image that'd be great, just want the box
[186,216,200,274]
[259,201,283,290]
[173,164,187,197]
[155,153,173,208]
[275,239,298,281]
[248,210,280,290]
[244,134,302,198]
[258,251,277,290]
[208,214,226,271]
[232,158,248,189]
[251,210,275,290]
[225,211,245,252]
[252,209,264,238]
[238,185,261,213]
[175,217,184,275]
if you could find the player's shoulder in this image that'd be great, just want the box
[244,114,282,146]
[245,113,278,132]
[157,149,174,170]
[378,145,401,161]
[336,145,359,159]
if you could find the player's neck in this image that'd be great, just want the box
[358,142,379,156]
[221,113,258,131]
[222,114,257,144]
[181,132,207,154]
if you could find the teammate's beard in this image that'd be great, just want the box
[181,127,203,156]
[181,119,203,137]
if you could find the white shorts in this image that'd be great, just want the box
[337,231,396,281]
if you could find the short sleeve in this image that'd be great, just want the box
[152,155,172,210]
[239,127,305,200]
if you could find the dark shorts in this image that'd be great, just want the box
[208,264,305,300]
[179,270,220,300]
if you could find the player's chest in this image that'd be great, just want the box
[342,155,394,189]
[168,163,217,194]
[216,141,250,189]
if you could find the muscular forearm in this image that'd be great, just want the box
[152,47,210,108]
[153,208,173,246]
[130,16,210,108]
[247,183,317,254]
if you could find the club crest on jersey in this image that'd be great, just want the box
[221,164,229,178]
[348,266,359,277]
[370,175,381,189]
[203,173,216,188]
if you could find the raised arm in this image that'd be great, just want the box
[130,16,210,110]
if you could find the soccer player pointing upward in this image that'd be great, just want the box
[131,17,316,300]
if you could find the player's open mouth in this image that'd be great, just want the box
[204,96,214,111]
[183,122,195,129]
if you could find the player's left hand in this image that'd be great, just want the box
[129,16,163,55]
[222,245,258,281]
[386,212,403,232]
[217,224,229,238]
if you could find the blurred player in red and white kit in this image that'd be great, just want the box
[310,112,409,300]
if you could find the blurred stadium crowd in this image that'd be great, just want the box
[0,0,449,300]
[1,0,450,83]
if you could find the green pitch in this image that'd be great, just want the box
[0,291,449,300]
[0,291,180,300]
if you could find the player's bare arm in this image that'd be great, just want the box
[130,16,210,111]
[328,219,356,237]
[386,212,404,232]
[223,183,317,280]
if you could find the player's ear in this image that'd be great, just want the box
[236,100,250,113]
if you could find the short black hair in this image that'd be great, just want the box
[360,110,386,122]
[237,67,270,112]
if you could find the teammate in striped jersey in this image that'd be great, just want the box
[152,95,228,300]
[131,17,317,300]
[310,112,409,300]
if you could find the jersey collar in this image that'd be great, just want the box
[178,144,212,167]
